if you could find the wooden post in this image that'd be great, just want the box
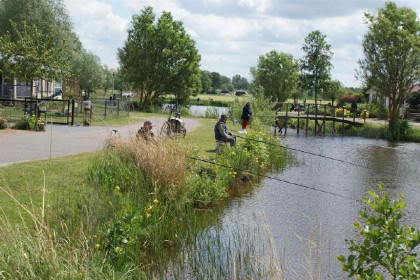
[104,100,107,118]
[117,100,120,117]
[342,106,345,134]
[71,99,75,126]
[323,104,327,135]
[67,99,70,125]
[333,107,336,133]
[285,103,288,135]
[353,108,356,125]
[306,104,309,134]
[314,103,318,135]
[297,105,300,134]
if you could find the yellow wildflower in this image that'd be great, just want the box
[114,247,122,253]
[95,243,100,249]
[146,213,151,219]
[153,198,159,204]
[115,186,120,192]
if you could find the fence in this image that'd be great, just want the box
[0,98,71,124]
[0,98,131,126]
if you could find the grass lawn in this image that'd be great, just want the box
[0,117,244,225]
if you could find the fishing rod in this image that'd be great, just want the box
[233,134,370,170]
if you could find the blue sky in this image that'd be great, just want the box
[63,0,420,87]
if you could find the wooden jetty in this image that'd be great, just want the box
[273,102,364,135]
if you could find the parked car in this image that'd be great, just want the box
[121,92,133,97]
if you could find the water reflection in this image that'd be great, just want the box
[213,132,420,279]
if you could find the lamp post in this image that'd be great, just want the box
[111,68,116,97]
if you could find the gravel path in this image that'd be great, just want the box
[0,117,200,167]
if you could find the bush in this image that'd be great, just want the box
[0,117,9,129]
[338,95,357,106]
[338,185,420,279]
[13,116,31,130]
[335,108,350,117]
[389,119,412,141]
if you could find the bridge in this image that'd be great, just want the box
[273,102,364,135]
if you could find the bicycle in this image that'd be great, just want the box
[160,107,186,138]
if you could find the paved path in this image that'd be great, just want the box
[0,117,200,167]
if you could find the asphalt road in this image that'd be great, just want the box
[0,117,200,167]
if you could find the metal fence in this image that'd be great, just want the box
[0,98,131,126]
[0,98,72,124]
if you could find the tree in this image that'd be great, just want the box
[210,72,222,92]
[200,70,212,93]
[0,22,67,82]
[69,49,104,95]
[232,74,250,90]
[300,30,333,105]
[323,80,343,105]
[358,2,420,137]
[338,185,420,279]
[251,50,299,102]
[118,6,201,106]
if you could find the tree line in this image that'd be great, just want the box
[1,1,419,135]
[0,0,126,96]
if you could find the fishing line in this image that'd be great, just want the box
[233,134,370,169]
[188,156,419,219]
[188,156,360,203]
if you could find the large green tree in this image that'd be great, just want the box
[200,70,212,93]
[359,2,420,134]
[300,30,333,105]
[232,74,250,90]
[323,80,343,105]
[118,6,201,106]
[251,50,299,102]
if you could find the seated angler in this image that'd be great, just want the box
[137,120,154,141]
[214,114,236,147]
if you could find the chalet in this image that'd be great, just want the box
[0,74,62,99]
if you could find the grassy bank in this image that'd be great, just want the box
[0,118,288,279]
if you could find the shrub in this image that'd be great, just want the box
[13,116,31,130]
[389,119,412,141]
[338,95,357,106]
[335,108,350,117]
[338,185,420,279]
[360,110,369,123]
[0,117,9,129]
[204,107,219,119]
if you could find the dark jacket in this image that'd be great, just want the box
[214,119,228,141]
[241,104,252,120]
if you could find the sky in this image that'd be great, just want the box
[62,0,420,87]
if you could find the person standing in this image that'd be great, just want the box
[214,114,236,147]
[239,101,252,134]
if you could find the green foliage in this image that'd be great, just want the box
[252,50,299,102]
[388,119,412,141]
[359,2,420,124]
[0,22,68,81]
[300,30,333,104]
[232,74,250,90]
[200,70,212,93]
[335,108,350,117]
[0,113,9,129]
[323,80,343,105]
[231,86,275,126]
[118,6,201,107]
[338,185,420,279]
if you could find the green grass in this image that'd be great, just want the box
[0,116,288,279]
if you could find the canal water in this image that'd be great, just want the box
[196,132,420,279]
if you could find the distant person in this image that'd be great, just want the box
[214,114,236,147]
[137,120,154,141]
[239,101,252,134]
[196,97,201,103]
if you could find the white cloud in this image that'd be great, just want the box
[64,0,129,67]
[63,0,420,86]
